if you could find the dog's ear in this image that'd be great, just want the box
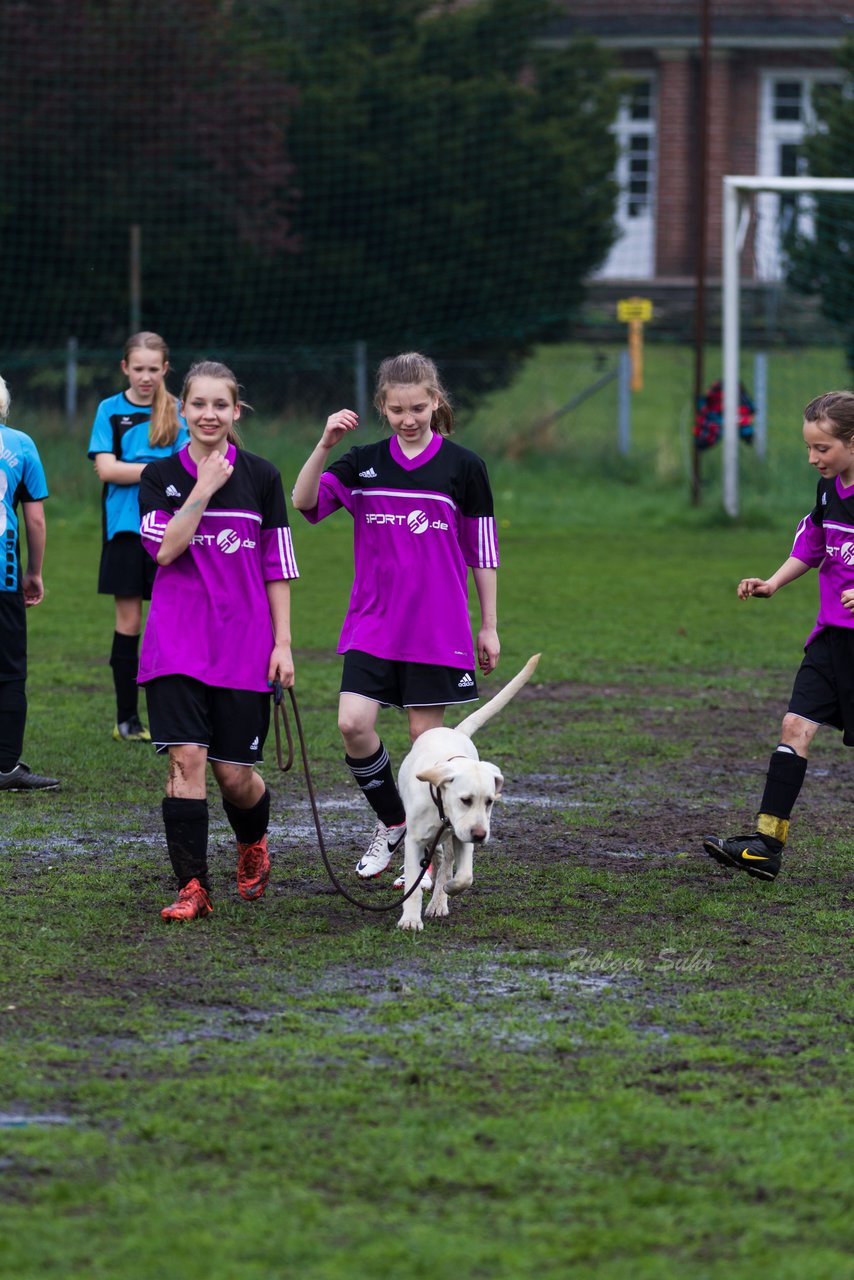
[487,763,504,796]
[416,763,456,788]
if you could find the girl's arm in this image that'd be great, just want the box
[93,453,146,485]
[21,501,46,607]
[291,410,358,510]
[472,566,500,674]
[155,452,233,566]
[265,579,294,688]
[737,556,811,599]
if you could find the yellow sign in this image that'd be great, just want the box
[617,297,653,323]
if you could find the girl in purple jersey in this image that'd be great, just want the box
[293,352,500,883]
[138,361,297,922]
[704,391,854,882]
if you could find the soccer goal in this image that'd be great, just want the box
[722,174,854,516]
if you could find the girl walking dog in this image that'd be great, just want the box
[138,361,298,922]
[704,391,854,881]
[88,332,188,742]
[292,351,500,887]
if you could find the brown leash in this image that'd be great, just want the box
[273,681,443,912]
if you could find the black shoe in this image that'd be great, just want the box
[0,761,60,792]
[703,833,781,881]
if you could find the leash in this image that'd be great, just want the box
[273,680,445,912]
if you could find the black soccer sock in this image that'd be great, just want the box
[345,742,406,827]
[0,679,26,773]
[756,745,808,848]
[223,789,270,846]
[110,631,140,723]
[162,797,210,892]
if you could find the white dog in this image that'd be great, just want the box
[396,654,540,931]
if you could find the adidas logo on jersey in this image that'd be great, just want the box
[457,673,475,688]
[165,484,181,499]
[359,467,378,478]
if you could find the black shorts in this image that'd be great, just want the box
[788,627,854,745]
[144,675,271,766]
[0,592,27,682]
[340,649,478,710]
[98,533,157,599]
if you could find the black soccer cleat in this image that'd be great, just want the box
[703,833,781,881]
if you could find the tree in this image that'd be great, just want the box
[785,40,854,369]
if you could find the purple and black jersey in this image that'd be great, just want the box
[791,474,854,646]
[138,444,298,691]
[300,431,499,668]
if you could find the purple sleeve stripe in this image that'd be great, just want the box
[140,510,168,543]
[275,524,302,581]
[477,516,499,568]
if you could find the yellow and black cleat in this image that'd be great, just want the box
[702,833,782,881]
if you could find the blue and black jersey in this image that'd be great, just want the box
[0,424,48,595]
[87,392,188,542]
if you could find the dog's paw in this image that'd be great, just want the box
[397,912,424,932]
[425,895,449,919]
[445,874,473,896]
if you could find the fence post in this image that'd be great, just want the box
[753,351,767,461]
[65,337,78,426]
[618,349,631,456]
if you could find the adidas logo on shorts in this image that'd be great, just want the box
[359,467,378,478]
[457,672,475,688]
[250,736,259,751]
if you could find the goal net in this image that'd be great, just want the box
[721,175,854,516]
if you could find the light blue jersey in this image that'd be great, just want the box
[87,392,188,541]
[0,425,49,593]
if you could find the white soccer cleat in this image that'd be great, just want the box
[355,820,406,879]
[392,863,433,892]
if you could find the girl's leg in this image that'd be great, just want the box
[160,744,212,918]
[212,762,271,901]
[111,596,148,738]
[339,693,407,876]
[406,705,445,743]
[703,712,817,880]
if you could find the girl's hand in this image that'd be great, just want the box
[737,577,774,600]
[321,410,358,449]
[268,644,294,689]
[476,627,500,675]
[196,450,233,495]
[841,589,854,615]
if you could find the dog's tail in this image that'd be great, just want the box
[453,653,540,739]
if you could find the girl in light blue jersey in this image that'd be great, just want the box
[87,333,188,742]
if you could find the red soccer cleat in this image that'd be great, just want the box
[160,877,213,922]
[237,835,271,901]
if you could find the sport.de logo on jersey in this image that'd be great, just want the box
[190,527,256,552]
[365,508,448,534]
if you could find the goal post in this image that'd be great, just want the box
[722,174,854,517]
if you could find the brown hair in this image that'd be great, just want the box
[374,352,454,436]
[803,391,854,444]
[0,373,9,421]
[180,360,246,448]
[123,332,180,448]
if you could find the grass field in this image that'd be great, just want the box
[2,344,853,1278]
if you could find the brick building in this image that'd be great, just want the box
[554,2,854,286]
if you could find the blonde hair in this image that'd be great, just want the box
[0,374,9,421]
[123,332,181,448]
[374,352,454,436]
[180,360,246,448]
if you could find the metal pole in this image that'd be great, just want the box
[753,351,767,461]
[618,350,631,455]
[65,336,78,425]
[691,0,711,505]
[354,340,368,425]
[722,177,740,517]
[129,224,141,334]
